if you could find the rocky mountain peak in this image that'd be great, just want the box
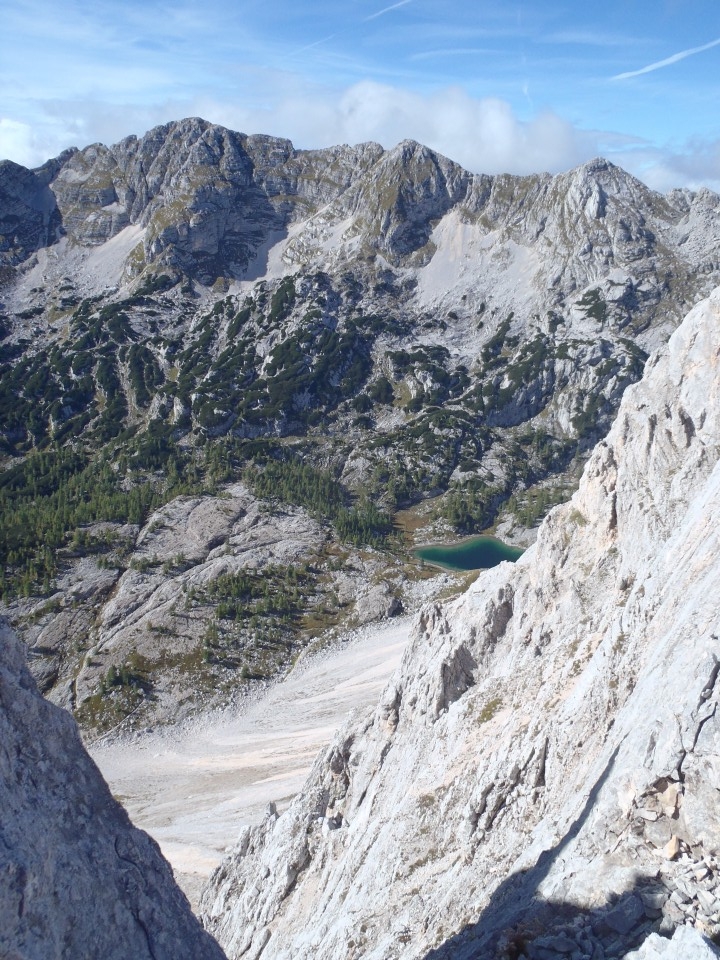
[1,119,719,293]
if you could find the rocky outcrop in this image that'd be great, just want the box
[627,925,720,958]
[18,481,417,732]
[0,619,226,960]
[200,288,720,957]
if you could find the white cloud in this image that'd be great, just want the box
[205,81,603,177]
[407,48,496,62]
[544,30,640,47]
[623,142,720,194]
[0,116,84,168]
[0,119,37,167]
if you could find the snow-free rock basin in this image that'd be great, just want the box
[90,617,411,906]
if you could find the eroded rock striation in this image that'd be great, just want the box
[200,289,720,957]
[0,619,226,960]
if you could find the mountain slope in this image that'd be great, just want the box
[3,119,720,732]
[0,619,225,960]
[200,288,720,958]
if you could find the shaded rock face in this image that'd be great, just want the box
[2,118,386,283]
[200,288,720,958]
[0,154,70,268]
[0,621,226,960]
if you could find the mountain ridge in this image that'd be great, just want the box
[2,118,718,290]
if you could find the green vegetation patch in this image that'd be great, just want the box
[578,288,608,323]
[245,457,394,548]
[0,424,224,600]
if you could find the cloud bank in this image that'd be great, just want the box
[0,82,601,175]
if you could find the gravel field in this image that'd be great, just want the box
[90,616,412,906]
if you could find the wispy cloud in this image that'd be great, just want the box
[408,48,496,61]
[544,30,639,48]
[612,36,720,80]
[289,35,336,58]
[364,0,412,23]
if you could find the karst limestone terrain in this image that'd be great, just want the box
[3,118,720,733]
[200,289,720,958]
[2,119,720,958]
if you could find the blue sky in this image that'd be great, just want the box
[2,0,720,190]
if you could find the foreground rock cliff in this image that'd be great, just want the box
[200,289,720,957]
[0,621,226,960]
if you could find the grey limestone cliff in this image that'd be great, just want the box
[0,620,226,960]
[200,289,720,957]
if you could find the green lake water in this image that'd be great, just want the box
[414,535,524,572]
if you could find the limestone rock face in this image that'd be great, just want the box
[4,119,720,317]
[32,118,385,282]
[200,288,720,957]
[18,480,417,731]
[625,926,720,959]
[0,153,72,268]
[0,620,226,960]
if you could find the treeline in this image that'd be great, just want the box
[0,429,216,600]
[244,458,394,548]
[0,432,395,601]
[506,483,573,527]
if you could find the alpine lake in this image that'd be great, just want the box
[414,535,524,572]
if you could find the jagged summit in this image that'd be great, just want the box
[1,118,716,288]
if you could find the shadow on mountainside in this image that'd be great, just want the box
[420,744,702,960]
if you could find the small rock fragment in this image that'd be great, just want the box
[663,835,681,860]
